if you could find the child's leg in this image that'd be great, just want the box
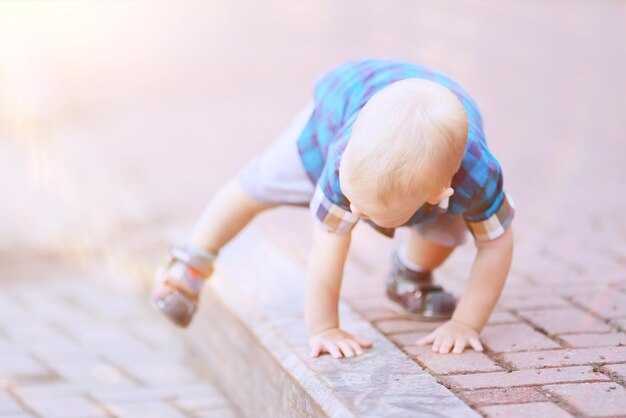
[403,213,468,271]
[154,101,315,327]
[153,182,271,328]
[402,230,456,272]
[386,215,467,320]
[187,177,274,254]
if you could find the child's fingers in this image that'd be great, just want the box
[438,336,455,354]
[416,332,436,345]
[310,342,323,358]
[431,334,444,352]
[346,339,363,355]
[468,337,484,352]
[336,340,355,358]
[323,341,343,359]
[452,338,467,354]
[354,336,373,348]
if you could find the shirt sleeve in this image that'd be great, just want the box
[463,162,516,241]
[308,143,359,235]
[309,184,359,234]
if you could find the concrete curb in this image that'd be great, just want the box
[187,225,480,418]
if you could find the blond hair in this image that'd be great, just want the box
[341,79,468,206]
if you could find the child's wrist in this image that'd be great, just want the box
[307,322,339,338]
[450,317,481,333]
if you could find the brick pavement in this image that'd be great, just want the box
[340,224,626,417]
[0,258,240,418]
[239,191,626,417]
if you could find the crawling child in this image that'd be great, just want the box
[152,59,515,357]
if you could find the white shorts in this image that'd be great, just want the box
[237,102,468,247]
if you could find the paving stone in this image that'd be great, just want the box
[486,311,520,325]
[415,351,503,374]
[570,290,626,319]
[0,266,235,418]
[91,383,222,403]
[24,395,108,418]
[481,323,561,353]
[194,408,240,418]
[517,308,612,335]
[496,292,570,311]
[552,285,618,299]
[27,345,96,364]
[173,395,231,412]
[459,387,548,407]
[374,319,440,335]
[542,382,626,417]
[387,331,431,347]
[123,363,202,387]
[13,383,87,400]
[560,332,626,348]
[0,392,24,414]
[73,327,153,355]
[2,325,70,345]
[0,294,27,320]
[47,359,138,388]
[613,318,626,331]
[128,322,185,349]
[502,347,626,369]
[104,401,188,418]
[351,302,405,322]
[479,402,574,418]
[0,339,22,356]
[600,363,626,382]
[0,354,51,382]
[445,366,609,390]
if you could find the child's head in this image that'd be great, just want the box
[340,79,468,228]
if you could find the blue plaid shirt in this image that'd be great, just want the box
[297,59,515,241]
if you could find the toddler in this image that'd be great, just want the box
[152,59,515,357]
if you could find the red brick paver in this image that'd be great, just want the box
[601,363,626,382]
[560,332,626,348]
[415,351,503,375]
[0,261,239,418]
[459,387,548,407]
[0,393,23,415]
[542,382,626,417]
[480,323,561,353]
[444,366,609,390]
[479,402,574,418]
[517,308,613,335]
[501,347,626,369]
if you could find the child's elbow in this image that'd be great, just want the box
[475,224,514,253]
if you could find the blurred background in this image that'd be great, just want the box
[0,0,625,282]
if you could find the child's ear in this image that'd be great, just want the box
[426,187,454,204]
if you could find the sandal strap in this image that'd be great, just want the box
[414,284,444,293]
[392,252,433,285]
[170,246,217,277]
[163,278,200,302]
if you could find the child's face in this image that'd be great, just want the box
[343,178,453,228]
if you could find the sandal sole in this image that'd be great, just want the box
[384,298,453,322]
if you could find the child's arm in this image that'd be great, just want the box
[306,225,373,358]
[417,224,514,354]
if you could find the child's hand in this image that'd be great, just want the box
[309,328,373,359]
[415,320,483,354]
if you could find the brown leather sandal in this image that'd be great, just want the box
[385,251,456,321]
[151,246,217,327]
